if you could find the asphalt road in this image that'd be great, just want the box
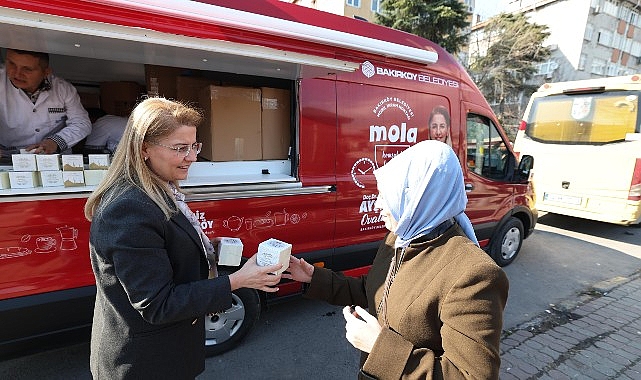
[1,212,640,379]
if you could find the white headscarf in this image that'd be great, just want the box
[373,140,478,248]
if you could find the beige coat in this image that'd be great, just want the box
[305,225,509,379]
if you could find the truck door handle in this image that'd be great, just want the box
[465,183,474,192]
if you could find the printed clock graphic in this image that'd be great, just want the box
[351,157,377,188]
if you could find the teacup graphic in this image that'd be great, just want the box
[223,216,244,232]
[35,236,57,253]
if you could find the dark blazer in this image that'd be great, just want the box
[89,185,232,380]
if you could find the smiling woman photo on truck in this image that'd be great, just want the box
[0,0,535,358]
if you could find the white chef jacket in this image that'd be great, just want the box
[0,65,91,153]
[85,114,128,153]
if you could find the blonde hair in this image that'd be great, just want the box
[84,97,202,221]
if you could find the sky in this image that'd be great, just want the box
[474,0,506,21]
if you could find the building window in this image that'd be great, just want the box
[619,5,630,21]
[591,58,606,75]
[618,68,631,76]
[624,38,633,54]
[579,54,587,70]
[597,29,613,47]
[603,1,619,17]
[632,11,641,27]
[612,34,621,50]
[371,0,381,13]
[584,24,594,41]
[606,63,618,76]
[347,0,361,7]
[632,41,641,58]
[537,60,558,76]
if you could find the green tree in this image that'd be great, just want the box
[376,0,469,54]
[468,13,550,128]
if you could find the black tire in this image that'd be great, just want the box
[204,282,261,356]
[488,217,524,267]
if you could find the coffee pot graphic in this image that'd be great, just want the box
[57,226,78,250]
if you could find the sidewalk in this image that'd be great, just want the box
[499,271,641,379]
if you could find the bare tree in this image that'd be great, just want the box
[468,13,550,127]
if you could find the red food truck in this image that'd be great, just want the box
[0,0,536,357]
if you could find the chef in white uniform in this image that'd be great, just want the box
[84,108,128,154]
[0,48,91,159]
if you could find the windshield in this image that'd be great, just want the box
[525,91,640,144]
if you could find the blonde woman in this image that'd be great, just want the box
[85,98,281,379]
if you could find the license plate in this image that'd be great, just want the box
[543,192,582,205]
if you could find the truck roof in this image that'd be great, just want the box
[1,0,448,68]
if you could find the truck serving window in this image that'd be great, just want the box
[525,91,640,145]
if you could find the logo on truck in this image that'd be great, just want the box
[361,61,375,78]
[360,61,460,88]
[350,96,420,190]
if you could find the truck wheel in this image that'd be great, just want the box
[204,284,261,356]
[489,217,524,267]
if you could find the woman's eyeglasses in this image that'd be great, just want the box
[151,142,203,158]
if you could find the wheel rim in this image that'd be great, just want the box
[204,293,245,346]
[500,226,521,261]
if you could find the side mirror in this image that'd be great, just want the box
[517,155,534,181]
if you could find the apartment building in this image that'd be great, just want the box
[284,0,478,24]
[472,0,641,83]
[282,0,383,20]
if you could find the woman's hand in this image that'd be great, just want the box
[342,306,382,353]
[282,256,314,283]
[228,253,282,292]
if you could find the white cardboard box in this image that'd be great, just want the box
[257,238,291,274]
[62,171,85,187]
[217,237,243,266]
[39,170,64,187]
[36,154,61,171]
[11,154,37,171]
[88,154,110,170]
[61,154,84,171]
[0,171,10,189]
[84,169,108,186]
[9,171,39,188]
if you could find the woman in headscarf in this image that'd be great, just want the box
[285,140,508,379]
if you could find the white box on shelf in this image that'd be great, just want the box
[61,154,84,171]
[11,154,37,171]
[84,169,108,186]
[88,154,110,170]
[0,171,11,189]
[39,170,64,187]
[62,171,85,187]
[256,238,291,275]
[36,154,61,171]
[217,237,243,266]
[9,171,39,188]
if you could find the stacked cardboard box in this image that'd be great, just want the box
[144,65,291,162]
[100,81,144,117]
[198,85,263,161]
[261,87,291,160]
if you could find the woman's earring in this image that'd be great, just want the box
[144,156,148,161]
